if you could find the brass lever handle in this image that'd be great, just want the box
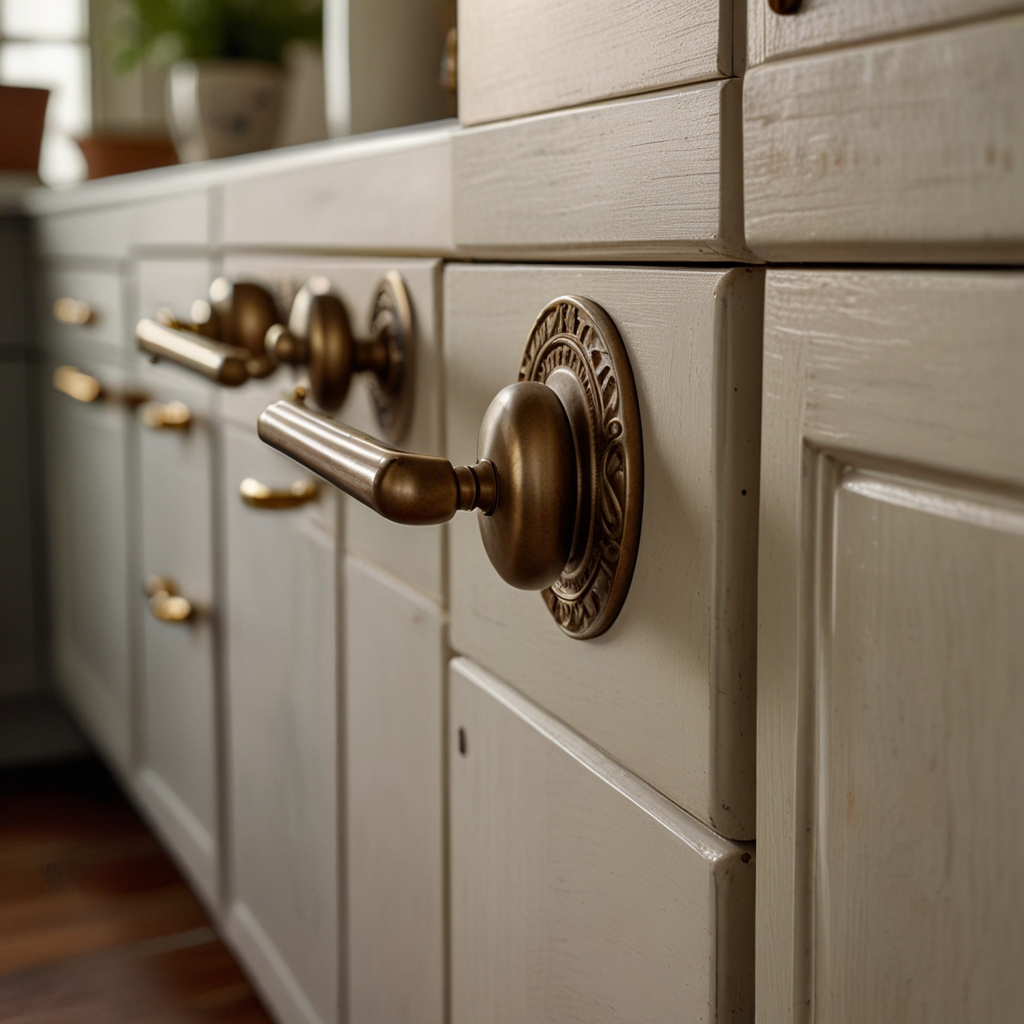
[239,476,318,509]
[136,318,250,387]
[144,575,193,623]
[259,296,643,639]
[52,365,104,403]
[140,400,192,430]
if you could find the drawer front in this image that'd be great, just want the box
[43,349,133,772]
[445,264,763,839]
[223,254,445,602]
[758,270,1024,1024]
[450,658,754,1024]
[458,0,734,125]
[747,0,1024,66]
[136,257,217,329]
[453,81,749,261]
[43,267,124,354]
[744,12,1024,263]
[133,362,220,906]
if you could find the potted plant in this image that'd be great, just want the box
[115,0,322,162]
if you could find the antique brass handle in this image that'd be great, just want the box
[260,296,644,639]
[239,476,318,510]
[144,575,193,623]
[52,365,103,403]
[136,278,280,385]
[264,271,414,441]
[53,297,96,325]
[140,400,192,430]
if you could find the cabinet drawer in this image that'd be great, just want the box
[450,658,754,1024]
[744,12,1024,263]
[747,0,1024,67]
[458,0,736,125]
[43,267,124,354]
[454,81,749,261]
[445,264,762,839]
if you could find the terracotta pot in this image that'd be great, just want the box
[0,85,50,173]
[166,59,285,162]
[76,135,178,180]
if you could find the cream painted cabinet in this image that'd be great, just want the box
[449,658,754,1024]
[757,269,1024,1023]
[444,264,763,840]
[42,344,133,773]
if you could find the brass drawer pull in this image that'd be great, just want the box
[140,400,192,430]
[136,318,250,387]
[53,297,96,325]
[768,0,801,12]
[144,576,193,623]
[239,476,318,510]
[52,365,103,403]
[259,295,644,640]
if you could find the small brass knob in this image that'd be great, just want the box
[239,476,318,510]
[144,575,193,623]
[52,365,104,403]
[258,295,643,639]
[53,297,96,326]
[140,400,192,430]
[768,0,802,13]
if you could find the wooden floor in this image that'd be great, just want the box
[0,757,274,1023]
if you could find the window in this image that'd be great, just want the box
[0,0,90,184]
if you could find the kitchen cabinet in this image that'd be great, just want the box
[757,269,1024,1023]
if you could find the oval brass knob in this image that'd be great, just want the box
[259,296,643,639]
[52,365,104,403]
[144,575,193,623]
[140,400,192,430]
[53,297,96,326]
[136,278,280,385]
[264,271,414,441]
[239,476,318,510]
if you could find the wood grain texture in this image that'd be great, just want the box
[449,658,754,1024]
[744,13,1024,263]
[222,424,339,1024]
[344,557,446,1024]
[222,254,446,603]
[445,264,763,839]
[757,269,1024,1024]
[453,81,752,261]
[457,0,732,125]
[747,0,1024,66]
[221,124,456,254]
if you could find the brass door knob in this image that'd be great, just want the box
[136,278,280,385]
[264,271,414,441]
[144,575,194,623]
[239,476,318,509]
[259,296,643,639]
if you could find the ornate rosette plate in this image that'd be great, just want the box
[367,270,415,443]
[520,296,643,639]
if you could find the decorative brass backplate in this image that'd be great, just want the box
[520,296,643,640]
[367,270,415,442]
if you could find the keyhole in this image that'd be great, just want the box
[458,727,468,756]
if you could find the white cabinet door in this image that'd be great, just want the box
[43,348,133,773]
[758,270,1024,1024]
[458,0,735,125]
[450,657,754,1024]
[133,362,220,907]
[445,264,763,840]
[222,423,340,1024]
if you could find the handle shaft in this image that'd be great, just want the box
[258,400,494,526]
[136,318,249,387]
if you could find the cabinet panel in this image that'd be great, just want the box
[344,557,445,1024]
[134,364,219,906]
[458,0,733,125]
[747,0,1023,66]
[446,264,763,838]
[43,350,132,772]
[450,657,754,1024]
[744,13,1024,263]
[758,269,1024,1024]
[453,82,749,261]
[222,423,339,1024]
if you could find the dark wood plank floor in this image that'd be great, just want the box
[0,757,275,1023]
